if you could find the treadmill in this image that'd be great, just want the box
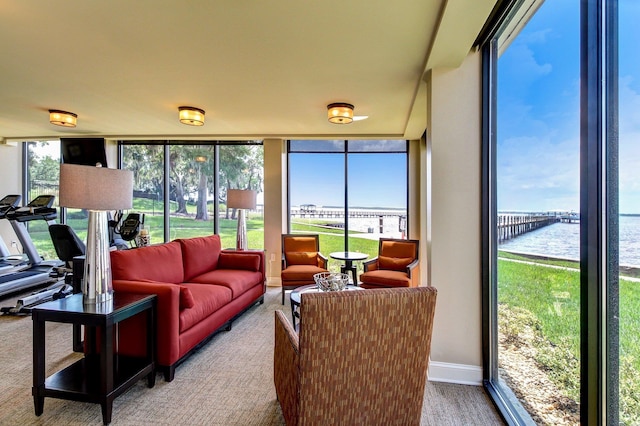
[0,195,28,275]
[0,195,63,299]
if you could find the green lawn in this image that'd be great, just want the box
[498,253,640,423]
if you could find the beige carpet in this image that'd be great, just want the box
[0,287,504,425]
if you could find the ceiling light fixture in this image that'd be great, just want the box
[49,110,77,127]
[327,103,354,124]
[179,106,205,126]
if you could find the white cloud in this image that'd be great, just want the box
[498,135,579,212]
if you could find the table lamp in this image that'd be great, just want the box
[227,189,256,250]
[59,163,133,304]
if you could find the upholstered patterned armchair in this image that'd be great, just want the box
[280,234,328,304]
[359,238,420,289]
[274,287,437,425]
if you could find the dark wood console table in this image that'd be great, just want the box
[32,292,156,425]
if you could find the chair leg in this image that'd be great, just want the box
[282,288,285,305]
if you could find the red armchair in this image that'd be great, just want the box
[359,238,420,288]
[280,234,328,304]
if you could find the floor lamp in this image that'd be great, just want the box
[227,189,256,250]
[59,163,133,304]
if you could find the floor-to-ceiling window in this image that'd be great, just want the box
[120,141,264,249]
[288,139,407,274]
[617,1,639,423]
[483,0,634,424]
[23,141,61,260]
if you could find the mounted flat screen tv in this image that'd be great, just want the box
[60,138,108,167]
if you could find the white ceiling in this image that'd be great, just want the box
[0,0,497,142]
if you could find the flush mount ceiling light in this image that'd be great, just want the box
[49,110,77,127]
[327,103,354,124]
[179,106,205,126]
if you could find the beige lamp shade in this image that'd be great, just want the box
[59,163,133,211]
[227,189,257,210]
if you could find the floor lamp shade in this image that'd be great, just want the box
[59,164,133,303]
[227,189,257,250]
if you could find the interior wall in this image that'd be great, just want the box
[426,51,483,372]
[0,144,22,254]
[263,139,286,286]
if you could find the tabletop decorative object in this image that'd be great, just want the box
[314,272,349,292]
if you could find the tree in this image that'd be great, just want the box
[220,144,263,219]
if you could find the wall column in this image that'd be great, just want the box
[425,51,483,384]
[263,138,286,286]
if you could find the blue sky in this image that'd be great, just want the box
[497,0,639,213]
[289,153,407,208]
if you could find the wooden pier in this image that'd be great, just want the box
[498,214,560,241]
[291,206,406,220]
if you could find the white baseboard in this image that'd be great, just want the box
[428,360,483,386]
[266,277,281,287]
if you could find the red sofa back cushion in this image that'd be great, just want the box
[218,252,261,271]
[110,241,184,283]
[178,234,222,281]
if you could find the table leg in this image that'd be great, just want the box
[100,324,114,425]
[73,324,83,352]
[101,400,113,425]
[32,312,45,416]
[340,261,357,284]
[290,298,297,329]
[146,301,156,388]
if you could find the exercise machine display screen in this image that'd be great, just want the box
[26,195,55,208]
[8,195,57,222]
[0,195,21,219]
[0,195,21,208]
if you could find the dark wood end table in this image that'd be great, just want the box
[32,292,156,425]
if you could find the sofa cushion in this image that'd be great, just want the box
[190,269,262,299]
[285,252,318,266]
[179,285,195,309]
[110,241,184,283]
[179,284,232,333]
[378,255,413,271]
[359,270,411,288]
[178,235,222,281]
[218,252,261,271]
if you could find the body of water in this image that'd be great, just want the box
[499,215,640,267]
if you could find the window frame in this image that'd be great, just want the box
[286,139,410,251]
[480,0,619,424]
[118,140,263,245]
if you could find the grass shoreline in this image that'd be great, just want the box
[499,249,640,279]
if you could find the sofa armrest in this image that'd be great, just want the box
[112,280,181,367]
[363,257,379,272]
[274,310,299,424]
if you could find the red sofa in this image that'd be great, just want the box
[110,234,265,381]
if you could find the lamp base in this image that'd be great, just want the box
[83,210,114,304]
[236,209,248,250]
